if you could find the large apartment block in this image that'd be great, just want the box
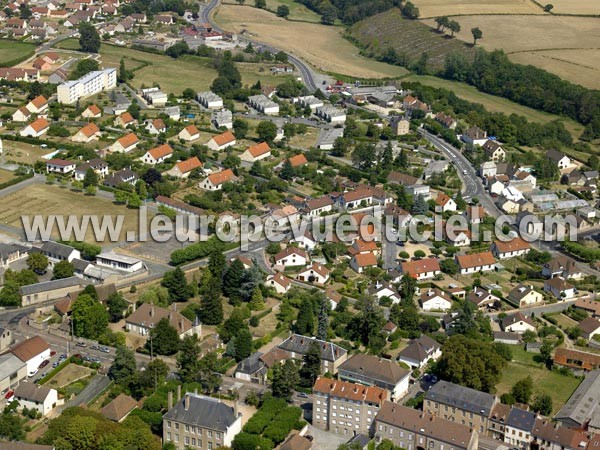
[57,68,117,104]
[424,380,497,435]
[162,390,242,450]
[312,377,389,437]
[374,402,479,450]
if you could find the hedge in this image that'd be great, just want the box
[0,171,33,190]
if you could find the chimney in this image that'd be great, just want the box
[184,393,190,411]
[150,306,154,317]
[168,391,173,410]
[177,384,181,402]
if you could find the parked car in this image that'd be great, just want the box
[4,391,13,400]
[52,362,59,368]
[76,342,86,347]
[50,351,56,356]
[90,345,99,350]
[38,360,49,369]
[100,347,110,353]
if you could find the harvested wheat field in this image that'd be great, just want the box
[214,4,409,78]
[544,0,600,15]
[510,49,600,89]
[413,0,542,18]
[0,184,142,244]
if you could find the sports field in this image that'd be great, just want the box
[412,0,542,18]
[214,4,409,78]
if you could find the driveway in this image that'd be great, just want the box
[307,425,348,450]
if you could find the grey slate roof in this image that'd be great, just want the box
[555,369,600,427]
[40,241,77,259]
[14,381,54,403]
[0,243,29,261]
[425,380,496,416]
[338,354,409,386]
[0,353,26,381]
[398,335,440,364]
[507,407,536,432]
[278,334,347,362]
[19,276,82,296]
[163,393,238,431]
[235,352,265,375]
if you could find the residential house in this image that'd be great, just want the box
[81,104,101,118]
[274,247,308,268]
[0,353,26,393]
[178,125,200,142]
[297,263,330,284]
[462,126,488,146]
[288,154,308,169]
[397,335,441,369]
[247,94,279,115]
[482,140,506,162]
[39,241,80,264]
[166,157,203,179]
[466,205,486,224]
[480,161,497,178]
[207,131,236,151]
[212,109,233,129]
[0,244,29,269]
[13,382,57,416]
[493,332,523,346]
[96,252,143,273]
[73,158,108,181]
[145,118,166,135]
[507,284,543,308]
[265,272,292,294]
[420,288,452,312]
[290,229,317,252]
[303,196,334,217]
[374,402,479,450]
[125,303,201,338]
[555,348,600,372]
[234,352,267,385]
[502,312,537,334]
[491,237,531,259]
[197,91,223,109]
[25,95,48,114]
[400,258,441,280]
[12,106,31,122]
[350,253,378,274]
[71,122,101,143]
[544,277,576,299]
[312,377,389,436]
[578,317,600,341]
[198,169,235,191]
[109,133,139,153]
[467,287,499,310]
[162,392,242,449]
[20,277,83,307]
[240,142,271,163]
[435,112,457,129]
[46,159,76,175]
[10,336,51,377]
[20,118,49,137]
[531,419,590,450]
[142,144,174,165]
[101,393,138,423]
[456,251,496,275]
[504,407,536,449]
[574,298,600,318]
[435,193,457,212]
[424,380,496,435]
[114,112,137,128]
[547,150,571,171]
[155,14,174,24]
[367,281,400,304]
[33,57,51,71]
[275,334,348,373]
[104,169,138,188]
[338,354,410,401]
[542,256,582,279]
[338,185,389,210]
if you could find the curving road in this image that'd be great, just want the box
[200,0,320,92]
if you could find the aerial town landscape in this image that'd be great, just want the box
[0,0,599,449]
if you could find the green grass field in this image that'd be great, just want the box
[496,346,581,413]
[259,0,322,22]
[0,39,35,66]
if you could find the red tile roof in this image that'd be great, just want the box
[211,131,236,146]
[401,258,441,276]
[313,377,388,403]
[207,169,234,186]
[456,251,496,269]
[247,142,271,157]
[175,156,202,174]
[148,143,173,160]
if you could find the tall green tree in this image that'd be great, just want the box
[233,329,253,362]
[177,334,201,383]
[471,27,483,45]
[79,22,100,53]
[223,259,245,299]
[272,359,299,400]
[511,376,534,404]
[200,276,224,325]
[53,260,74,279]
[147,318,180,355]
[317,295,330,340]
[299,341,321,387]
[161,267,192,302]
[107,292,128,322]
[83,167,98,188]
[294,298,315,335]
[109,345,137,384]
[256,120,278,143]
[27,253,48,274]
[72,294,108,339]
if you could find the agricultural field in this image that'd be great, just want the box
[0,184,142,243]
[349,9,476,72]
[0,39,35,66]
[0,169,16,184]
[412,0,542,18]
[544,0,600,15]
[214,4,409,78]
[237,62,295,88]
[228,0,322,22]
[496,346,581,413]
[429,14,600,88]
[1,140,56,165]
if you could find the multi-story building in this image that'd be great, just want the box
[312,377,389,437]
[57,68,117,104]
[337,354,410,401]
[424,380,497,435]
[374,402,479,450]
[275,334,348,374]
[504,407,536,449]
[163,391,242,450]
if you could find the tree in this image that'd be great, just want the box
[299,341,321,387]
[511,376,533,404]
[128,192,142,209]
[200,277,224,325]
[233,329,253,362]
[280,159,295,180]
[118,57,132,83]
[19,4,32,19]
[317,295,329,340]
[295,298,315,335]
[543,3,553,12]
[256,120,278,143]
[455,191,467,210]
[440,258,459,275]
[161,267,192,302]
[166,41,190,58]
[255,0,266,8]
[539,341,553,368]
[53,260,74,279]
[471,27,483,45]
[27,253,48,274]
[532,393,553,415]
[233,118,249,139]
[177,334,201,383]
[249,286,265,310]
[136,179,148,200]
[435,16,450,31]
[83,167,98,188]
[147,318,180,355]
[399,274,417,304]
[272,359,299,400]
[109,345,137,384]
[79,22,100,53]
[223,259,245,299]
[208,249,227,280]
[448,20,461,37]
[107,292,128,322]
[70,58,100,79]
[411,194,428,215]
[72,294,109,339]
[276,4,290,17]
[401,1,420,19]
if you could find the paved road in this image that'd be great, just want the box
[66,374,111,407]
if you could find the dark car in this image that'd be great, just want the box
[76,342,86,347]
[38,360,49,369]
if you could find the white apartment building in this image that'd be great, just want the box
[57,68,117,104]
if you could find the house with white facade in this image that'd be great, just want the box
[141,144,173,165]
[274,247,308,268]
[456,251,496,275]
[13,382,58,416]
[296,263,330,284]
[420,288,452,312]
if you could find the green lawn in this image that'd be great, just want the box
[497,346,581,413]
[0,39,35,66]
[263,0,322,22]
